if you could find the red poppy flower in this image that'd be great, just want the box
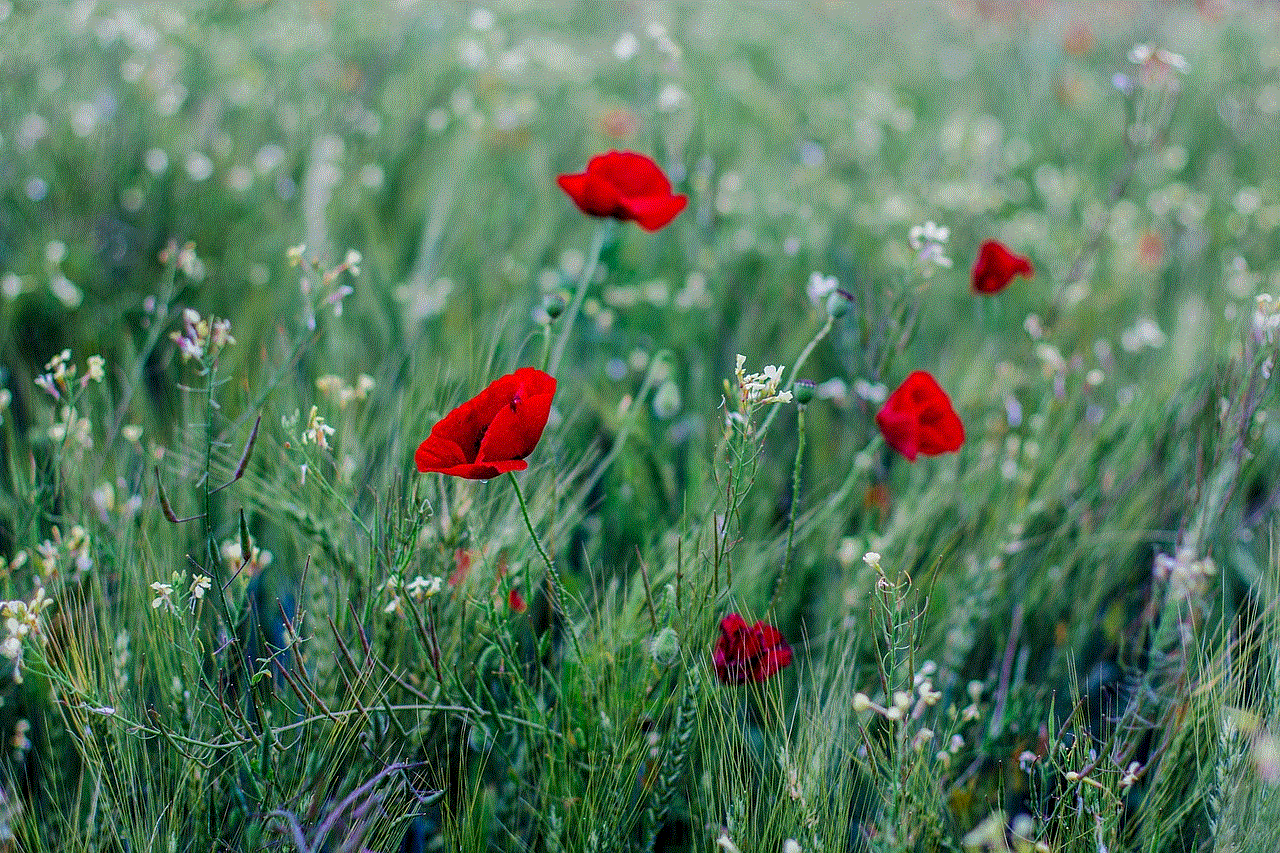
[712,613,793,684]
[556,150,687,231]
[971,240,1034,294]
[415,367,556,480]
[875,371,965,462]
[507,586,527,614]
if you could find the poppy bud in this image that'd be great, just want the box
[826,289,852,318]
[543,292,567,320]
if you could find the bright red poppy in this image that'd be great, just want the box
[415,368,556,480]
[875,371,965,462]
[971,240,1034,294]
[556,150,687,231]
[712,613,793,684]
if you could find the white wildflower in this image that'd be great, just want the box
[210,318,235,350]
[806,272,838,306]
[150,581,174,610]
[716,833,742,853]
[405,575,444,602]
[908,220,952,274]
[734,354,792,407]
[1129,43,1188,74]
[1254,293,1280,343]
[302,405,336,451]
[189,574,211,609]
[86,354,105,382]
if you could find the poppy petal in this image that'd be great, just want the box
[972,240,1034,294]
[619,194,689,231]
[877,371,962,461]
[875,404,921,462]
[414,368,556,480]
[477,371,556,464]
[557,150,685,230]
[589,150,672,196]
[414,434,470,474]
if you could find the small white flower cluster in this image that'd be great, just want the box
[34,349,105,400]
[35,524,93,577]
[90,480,143,523]
[1,587,53,683]
[1255,293,1280,344]
[852,660,943,726]
[1120,317,1167,353]
[302,405,336,451]
[290,245,361,327]
[381,574,444,615]
[908,220,953,275]
[160,241,206,281]
[957,679,986,723]
[0,551,29,580]
[150,570,213,613]
[806,271,838,306]
[1154,546,1215,605]
[315,373,375,409]
[1128,43,1189,74]
[47,404,94,449]
[734,354,792,407]
[170,307,234,362]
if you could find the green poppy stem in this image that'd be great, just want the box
[507,472,588,662]
[507,471,564,612]
[547,221,610,376]
[768,403,805,615]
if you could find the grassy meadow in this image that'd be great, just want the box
[2,1,1280,850]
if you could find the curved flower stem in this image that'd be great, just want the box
[507,472,586,660]
[769,403,806,615]
[507,472,557,596]
[547,221,610,376]
[758,313,834,437]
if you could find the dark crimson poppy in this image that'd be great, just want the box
[875,371,965,462]
[971,240,1033,294]
[415,368,556,480]
[556,150,687,231]
[712,613,793,684]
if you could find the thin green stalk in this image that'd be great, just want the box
[200,359,265,742]
[507,472,586,662]
[759,313,833,437]
[507,471,560,605]
[769,404,805,614]
[547,222,609,376]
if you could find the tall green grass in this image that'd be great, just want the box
[1,1,1279,850]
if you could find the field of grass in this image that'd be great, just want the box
[2,1,1280,850]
